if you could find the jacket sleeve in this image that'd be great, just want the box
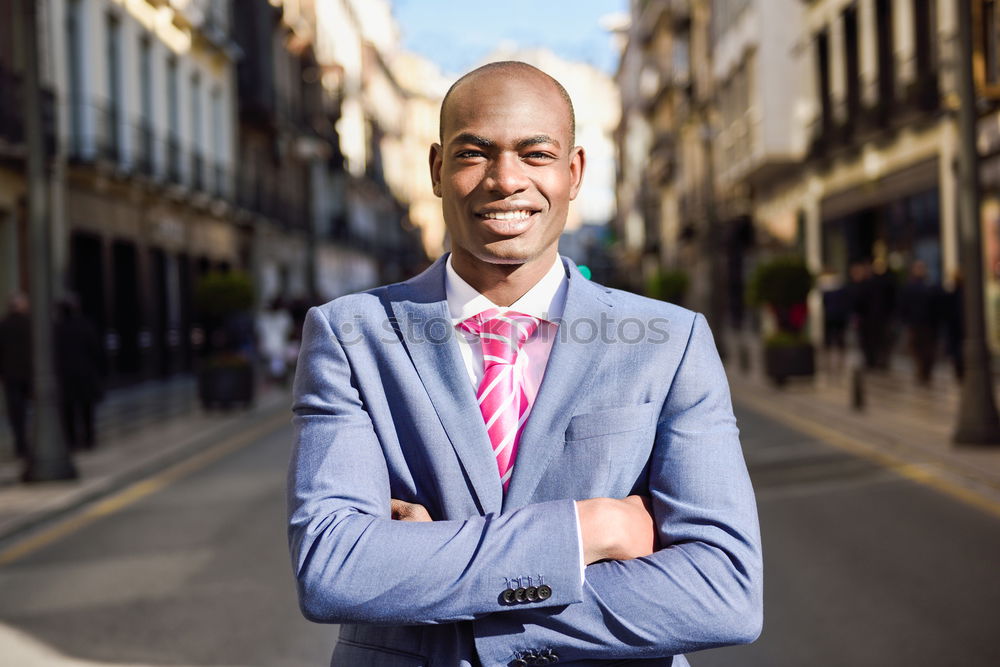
[288,306,585,625]
[472,314,763,664]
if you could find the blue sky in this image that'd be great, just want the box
[390,0,628,77]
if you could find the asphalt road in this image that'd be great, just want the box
[695,404,1000,667]
[0,403,998,666]
[0,422,334,666]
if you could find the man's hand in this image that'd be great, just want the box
[576,495,657,565]
[391,499,433,522]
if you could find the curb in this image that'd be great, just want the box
[728,373,1000,519]
[0,395,291,548]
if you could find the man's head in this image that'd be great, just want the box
[430,62,585,281]
[8,292,28,315]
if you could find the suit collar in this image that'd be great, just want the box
[388,256,504,514]
[388,255,615,514]
[503,260,614,509]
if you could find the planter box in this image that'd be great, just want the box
[198,361,255,409]
[764,343,815,386]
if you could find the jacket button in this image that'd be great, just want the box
[510,659,527,667]
[525,586,539,601]
[502,588,516,604]
[537,584,552,600]
[514,587,527,602]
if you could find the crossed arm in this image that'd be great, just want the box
[392,495,658,565]
[289,308,762,662]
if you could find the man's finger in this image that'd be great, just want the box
[390,499,432,522]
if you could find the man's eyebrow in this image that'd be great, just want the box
[448,133,562,151]
[450,133,493,148]
[516,135,561,151]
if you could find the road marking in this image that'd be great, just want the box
[0,411,290,567]
[735,390,1000,521]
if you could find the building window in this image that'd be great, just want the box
[875,0,895,116]
[983,0,999,86]
[166,55,181,183]
[211,86,224,197]
[105,12,122,161]
[190,72,202,190]
[65,0,84,157]
[843,4,860,130]
[816,28,833,136]
[138,36,154,175]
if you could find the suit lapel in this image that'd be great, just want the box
[503,259,616,510]
[388,257,503,515]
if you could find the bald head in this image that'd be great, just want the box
[439,61,576,147]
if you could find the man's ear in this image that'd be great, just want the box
[568,146,586,200]
[429,143,443,197]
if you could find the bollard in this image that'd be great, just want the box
[851,365,865,411]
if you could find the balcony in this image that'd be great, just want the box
[95,104,123,163]
[191,151,205,192]
[166,134,183,185]
[212,162,228,199]
[132,121,155,177]
[0,65,58,158]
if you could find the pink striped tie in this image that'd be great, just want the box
[458,308,540,492]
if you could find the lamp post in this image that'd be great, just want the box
[18,0,78,480]
[952,0,1000,445]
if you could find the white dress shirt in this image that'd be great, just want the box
[445,253,585,581]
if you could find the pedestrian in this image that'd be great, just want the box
[943,269,964,380]
[898,260,942,385]
[256,296,293,384]
[54,295,103,451]
[868,257,897,369]
[819,268,850,374]
[847,261,878,368]
[0,292,31,459]
[288,61,762,665]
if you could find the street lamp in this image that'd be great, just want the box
[17,0,78,480]
[952,0,1000,445]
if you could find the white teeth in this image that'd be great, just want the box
[482,210,532,221]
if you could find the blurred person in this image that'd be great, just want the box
[256,296,293,384]
[943,269,965,381]
[0,292,31,459]
[848,261,877,368]
[54,295,103,451]
[868,257,897,369]
[288,62,761,666]
[898,260,942,385]
[819,268,850,374]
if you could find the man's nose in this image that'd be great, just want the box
[485,152,529,195]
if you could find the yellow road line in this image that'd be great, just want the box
[0,411,290,567]
[735,389,1000,520]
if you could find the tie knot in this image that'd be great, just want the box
[459,308,539,364]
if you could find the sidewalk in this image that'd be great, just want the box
[0,376,292,544]
[726,349,1000,514]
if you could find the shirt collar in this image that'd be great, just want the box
[445,253,568,324]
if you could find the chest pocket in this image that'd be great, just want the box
[565,401,660,441]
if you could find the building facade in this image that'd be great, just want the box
[617,0,1000,350]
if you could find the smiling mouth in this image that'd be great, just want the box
[478,209,536,221]
[475,209,539,237]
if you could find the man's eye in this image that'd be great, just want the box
[456,150,485,159]
[524,152,555,161]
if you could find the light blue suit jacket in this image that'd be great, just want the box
[288,255,762,666]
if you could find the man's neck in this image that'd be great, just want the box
[450,251,559,307]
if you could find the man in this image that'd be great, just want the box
[288,62,762,666]
[54,295,103,451]
[0,292,32,459]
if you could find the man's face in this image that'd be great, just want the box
[430,70,585,276]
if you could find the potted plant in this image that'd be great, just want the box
[194,271,256,409]
[645,267,690,305]
[747,255,816,386]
